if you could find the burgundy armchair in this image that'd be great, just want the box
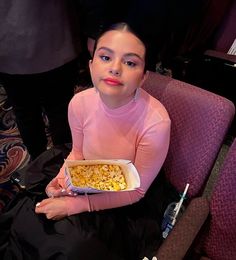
[142,71,235,198]
[155,138,236,260]
[141,71,235,259]
[200,138,236,259]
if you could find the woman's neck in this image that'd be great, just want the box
[99,90,139,109]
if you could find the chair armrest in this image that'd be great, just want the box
[204,50,236,65]
[155,197,210,260]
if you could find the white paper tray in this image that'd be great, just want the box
[65,159,140,193]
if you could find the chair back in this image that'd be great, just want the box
[142,71,235,198]
[202,138,236,259]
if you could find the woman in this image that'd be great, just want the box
[35,22,171,220]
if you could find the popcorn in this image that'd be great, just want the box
[69,164,127,191]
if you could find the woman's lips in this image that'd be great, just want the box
[103,78,122,86]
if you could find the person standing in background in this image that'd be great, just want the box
[0,0,106,160]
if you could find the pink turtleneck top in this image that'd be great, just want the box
[53,87,171,216]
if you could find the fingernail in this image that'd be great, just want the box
[48,192,54,198]
[36,202,41,207]
[61,189,65,193]
[68,192,72,195]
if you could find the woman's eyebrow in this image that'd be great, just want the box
[96,46,113,53]
[124,53,144,61]
[97,47,143,61]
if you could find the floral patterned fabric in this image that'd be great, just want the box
[0,86,30,212]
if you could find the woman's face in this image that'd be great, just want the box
[89,30,147,108]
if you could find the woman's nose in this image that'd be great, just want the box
[109,69,120,76]
[109,60,121,76]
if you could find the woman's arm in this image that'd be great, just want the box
[64,119,171,215]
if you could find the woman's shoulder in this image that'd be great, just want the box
[69,88,99,112]
[72,87,97,102]
[140,88,170,121]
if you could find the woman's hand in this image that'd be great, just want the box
[35,197,68,220]
[46,178,76,198]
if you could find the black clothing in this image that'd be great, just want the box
[0,60,78,159]
[0,145,179,260]
[0,0,108,160]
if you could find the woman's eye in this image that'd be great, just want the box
[125,61,136,67]
[100,55,110,61]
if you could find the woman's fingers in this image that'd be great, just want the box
[46,187,77,198]
[48,178,59,187]
[46,178,77,198]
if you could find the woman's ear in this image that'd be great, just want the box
[88,59,92,72]
[140,70,149,88]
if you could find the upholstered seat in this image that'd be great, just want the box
[143,71,235,198]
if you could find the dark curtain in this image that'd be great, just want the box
[158,0,205,67]
[121,0,234,69]
[179,0,234,56]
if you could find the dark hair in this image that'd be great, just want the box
[92,22,148,72]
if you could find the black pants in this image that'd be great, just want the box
[0,145,179,260]
[0,60,78,159]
